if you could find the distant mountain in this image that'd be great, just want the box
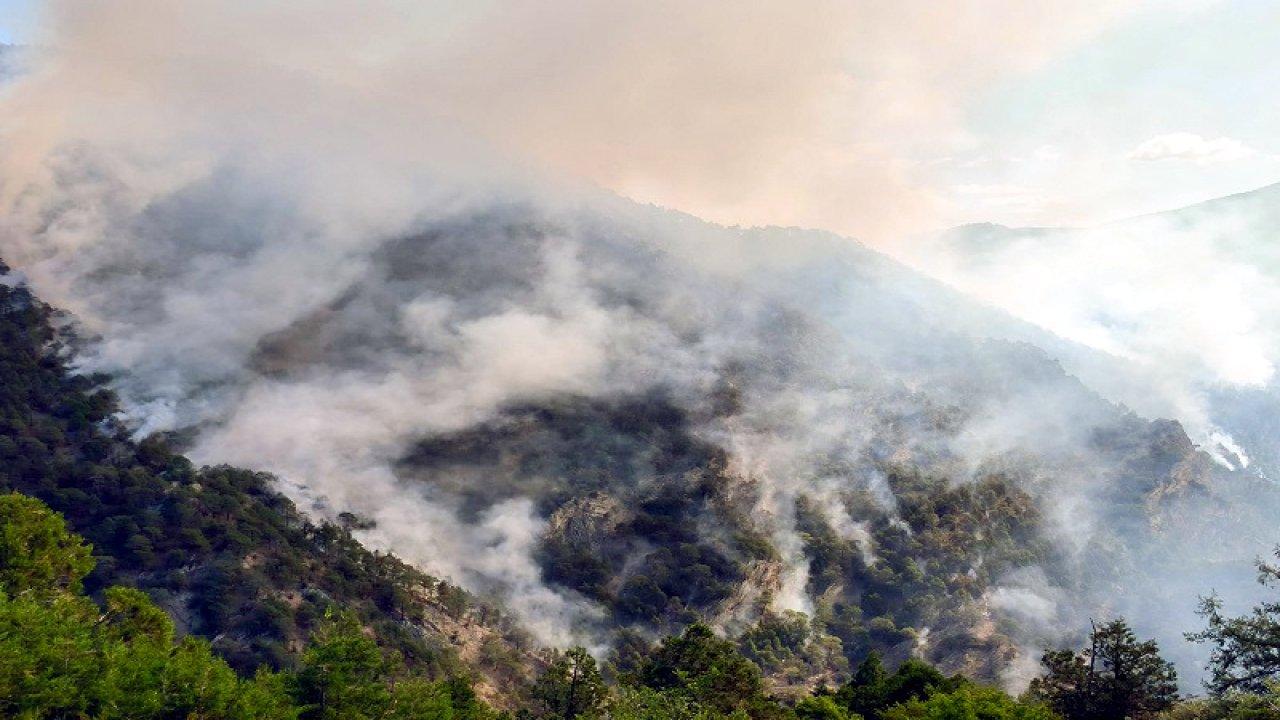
[928,181,1280,481]
[940,181,1280,270]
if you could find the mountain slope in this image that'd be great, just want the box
[926,181,1280,479]
[0,260,541,705]
[6,167,1277,693]
[153,200,1275,687]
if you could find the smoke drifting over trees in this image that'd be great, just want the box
[1,0,1278,694]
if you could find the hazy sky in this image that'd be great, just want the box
[947,0,1279,229]
[2,0,1276,243]
[0,0,34,44]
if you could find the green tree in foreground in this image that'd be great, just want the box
[607,686,710,720]
[836,652,964,720]
[0,491,492,720]
[795,694,854,720]
[636,621,770,716]
[292,608,395,719]
[0,492,297,719]
[1028,619,1178,720]
[885,685,1058,720]
[533,646,608,720]
[1189,549,1280,695]
[0,491,94,596]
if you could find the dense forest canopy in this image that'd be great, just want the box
[6,490,1279,720]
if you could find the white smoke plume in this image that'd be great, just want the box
[1,0,1277,690]
[911,188,1280,473]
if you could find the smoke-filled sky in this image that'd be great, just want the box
[2,0,1277,243]
[0,1,34,44]
[3,0,1280,688]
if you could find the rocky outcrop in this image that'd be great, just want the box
[546,492,633,549]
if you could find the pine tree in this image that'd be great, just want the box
[637,622,766,715]
[1029,619,1178,720]
[1189,549,1280,694]
[0,492,94,596]
[533,646,608,720]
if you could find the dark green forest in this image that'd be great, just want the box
[0,489,1058,719]
[7,492,1279,719]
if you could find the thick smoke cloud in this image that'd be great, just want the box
[1,0,1277,690]
[912,188,1280,473]
[3,0,1154,243]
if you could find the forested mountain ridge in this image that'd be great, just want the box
[3,2,1280,713]
[4,196,1280,718]
[5,189,1273,700]
[0,259,542,706]
[243,207,1265,690]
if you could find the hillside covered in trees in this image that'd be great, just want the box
[4,1,1280,716]
[5,231,1257,700]
[7,241,1280,718]
[6,488,1280,719]
[0,259,541,703]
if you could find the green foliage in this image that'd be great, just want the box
[1189,550,1280,695]
[738,610,849,688]
[0,491,94,596]
[796,695,855,720]
[608,686,712,720]
[1156,683,1280,720]
[637,622,769,716]
[836,653,964,720]
[0,498,295,719]
[838,652,889,719]
[533,646,608,720]
[823,655,1052,720]
[0,272,514,678]
[740,611,813,672]
[797,471,1046,669]
[882,685,1058,720]
[0,591,102,717]
[238,670,309,720]
[441,675,496,720]
[101,585,175,644]
[0,491,495,720]
[1028,619,1178,720]
[385,678,458,720]
[293,609,395,719]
